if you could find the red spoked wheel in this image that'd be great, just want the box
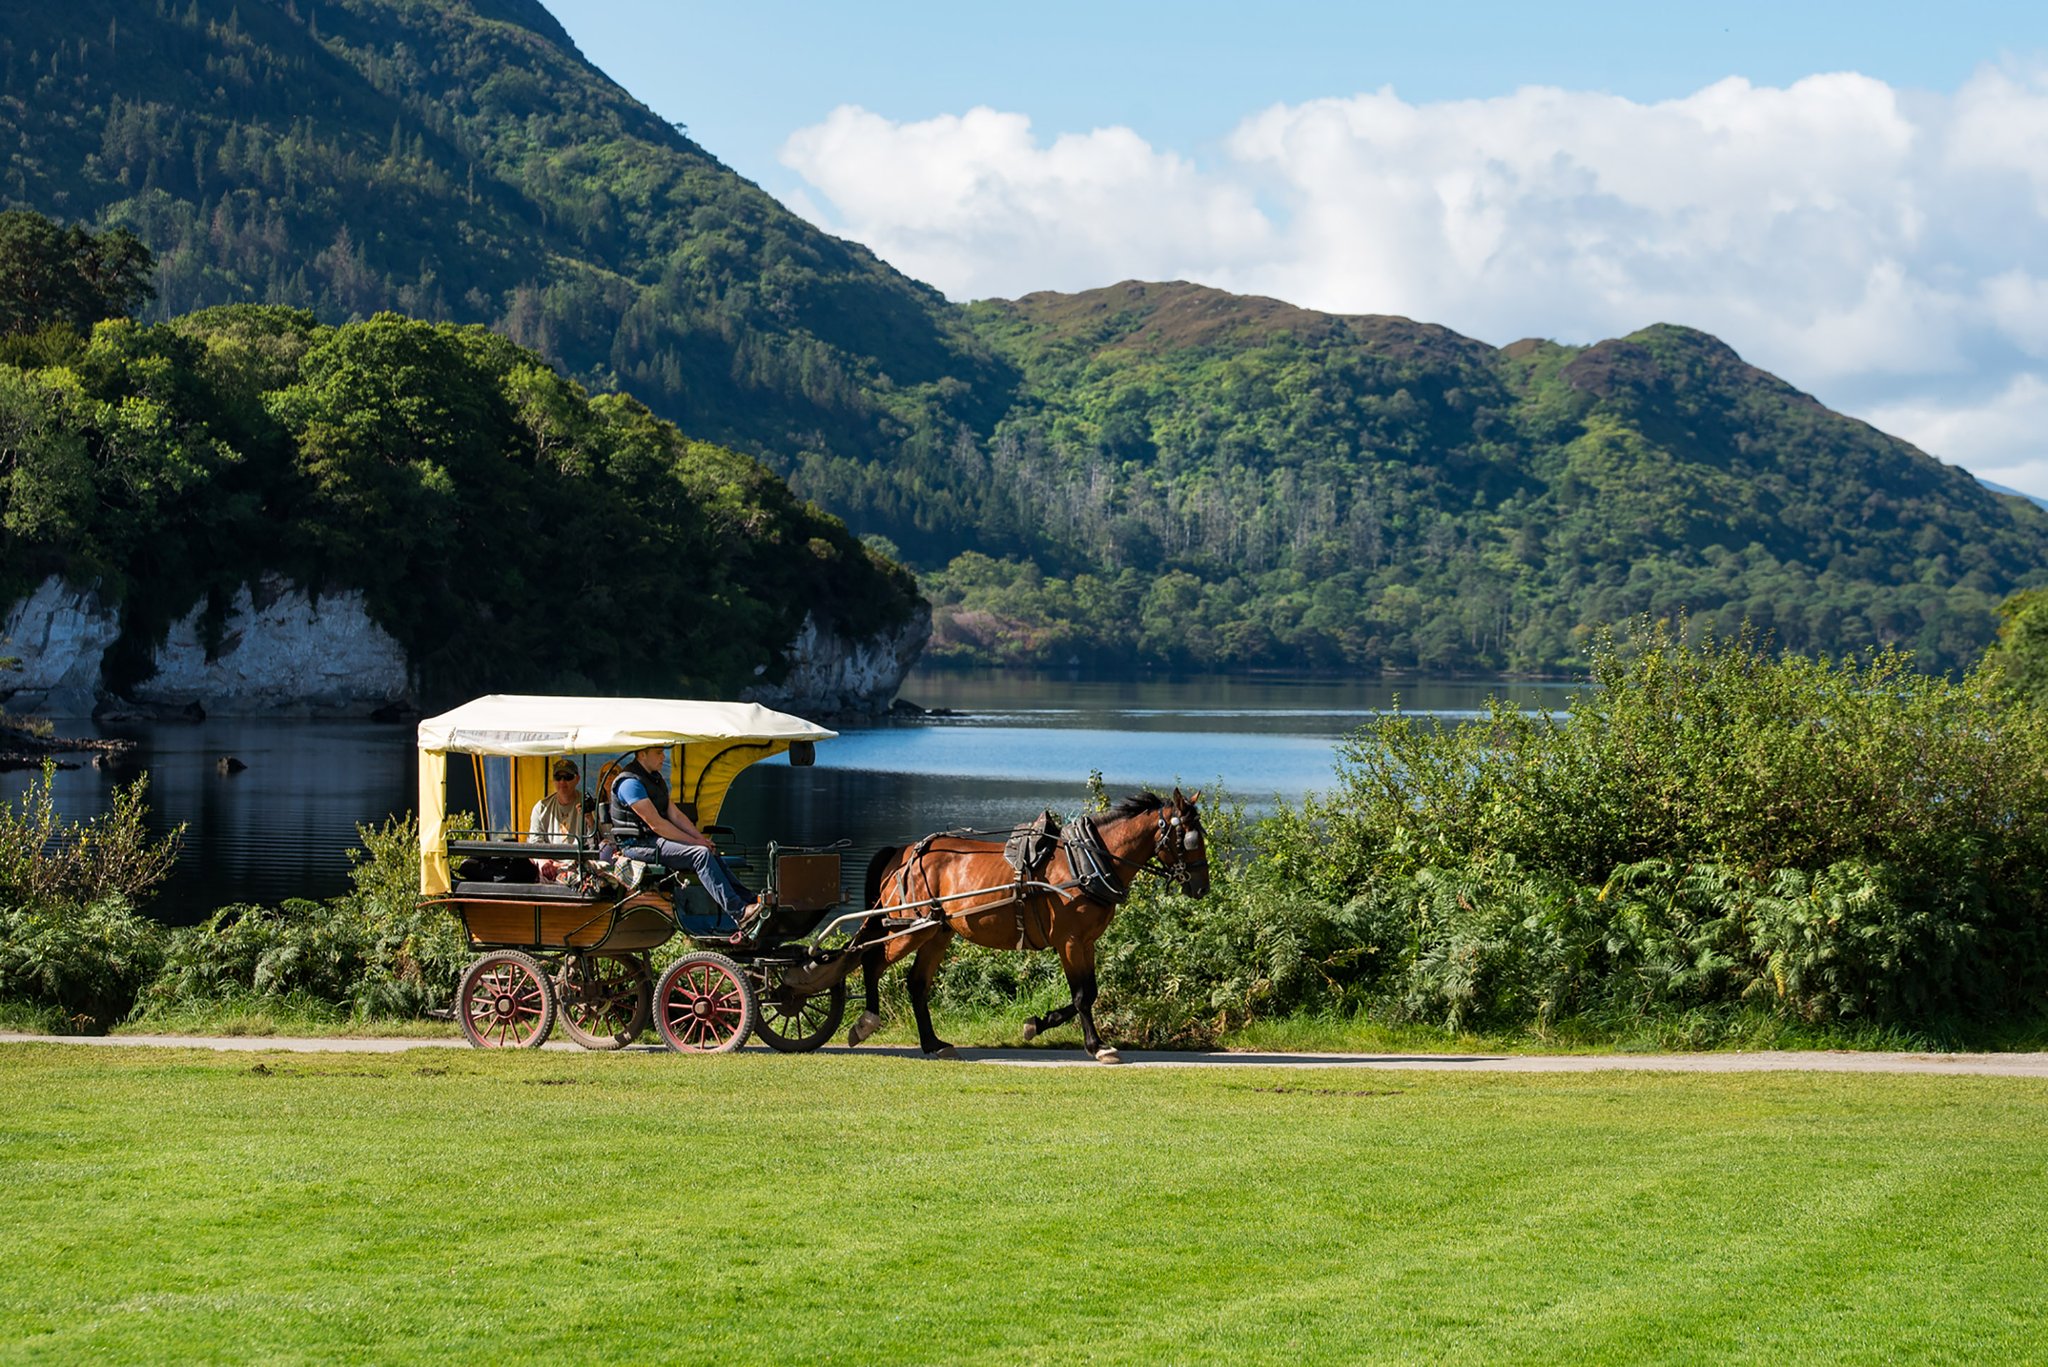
[457,950,556,1049]
[557,952,652,1050]
[654,951,758,1054]
[754,972,847,1054]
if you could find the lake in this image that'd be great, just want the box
[3,670,1571,922]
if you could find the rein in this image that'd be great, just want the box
[878,803,1203,939]
[1078,809,1199,891]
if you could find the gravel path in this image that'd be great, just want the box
[4,1032,2046,1076]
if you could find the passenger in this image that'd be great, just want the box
[528,758,592,882]
[608,745,760,922]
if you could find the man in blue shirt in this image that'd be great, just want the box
[608,745,758,924]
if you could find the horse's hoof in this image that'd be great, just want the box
[846,1010,882,1048]
[1020,1019,1039,1042]
[928,1044,959,1060]
[1091,1047,1123,1065]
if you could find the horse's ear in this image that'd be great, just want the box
[1189,789,1202,806]
[1172,785,1184,803]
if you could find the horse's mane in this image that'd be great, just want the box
[1109,791,1166,818]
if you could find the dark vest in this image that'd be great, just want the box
[608,759,672,845]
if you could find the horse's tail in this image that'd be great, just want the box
[864,845,904,914]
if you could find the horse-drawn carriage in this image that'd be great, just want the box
[417,695,1210,1060]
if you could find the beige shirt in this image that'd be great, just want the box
[529,793,588,846]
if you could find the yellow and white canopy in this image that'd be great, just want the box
[415,695,836,894]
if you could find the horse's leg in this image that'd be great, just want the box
[849,847,907,1048]
[1021,997,1078,1042]
[1060,936,1118,1064]
[909,934,957,1058]
[847,938,885,1047]
[847,916,927,1048]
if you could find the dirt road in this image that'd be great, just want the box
[4,1032,2045,1076]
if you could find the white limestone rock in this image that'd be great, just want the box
[131,576,412,716]
[743,605,931,717]
[0,577,123,716]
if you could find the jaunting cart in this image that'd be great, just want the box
[416,694,863,1053]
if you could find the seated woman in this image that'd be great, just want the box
[608,745,760,923]
[528,758,592,882]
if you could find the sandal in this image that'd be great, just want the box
[727,900,767,945]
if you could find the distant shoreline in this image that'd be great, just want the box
[0,720,135,772]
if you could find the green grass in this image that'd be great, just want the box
[12,993,2047,1057]
[115,992,461,1040]
[1,1045,2044,1364]
[1219,1007,2048,1056]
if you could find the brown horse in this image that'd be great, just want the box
[845,789,1210,1063]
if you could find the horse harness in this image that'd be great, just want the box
[882,811,1156,951]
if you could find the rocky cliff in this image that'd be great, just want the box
[741,606,933,718]
[0,578,124,718]
[1,577,925,719]
[134,578,415,716]
[0,575,413,718]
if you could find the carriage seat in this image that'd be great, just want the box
[451,879,606,902]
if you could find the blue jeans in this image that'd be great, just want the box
[621,840,753,917]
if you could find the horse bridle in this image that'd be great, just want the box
[1091,803,1205,889]
[1153,805,1208,888]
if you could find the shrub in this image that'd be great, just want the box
[0,762,179,1031]
[0,760,181,907]
[1253,619,2048,1031]
[142,815,467,1022]
[0,897,165,1032]
[1093,793,1398,1046]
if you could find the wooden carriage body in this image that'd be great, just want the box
[414,694,845,1053]
[444,887,677,955]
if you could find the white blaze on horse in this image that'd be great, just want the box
[845,789,1210,1063]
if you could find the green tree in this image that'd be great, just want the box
[0,211,154,337]
[1982,588,2048,703]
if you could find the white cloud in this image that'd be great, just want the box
[1866,374,2048,491]
[779,106,1271,297]
[779,66,2048,493]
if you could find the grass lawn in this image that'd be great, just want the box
[87,995,2048,1056]
[0,1048,2043,1365]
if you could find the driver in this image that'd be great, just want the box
[608,745,760,924]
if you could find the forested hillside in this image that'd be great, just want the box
[4,1,2044,675]
[884,283,2048,673]
[0,217,916,702]
[0,0,1006,469]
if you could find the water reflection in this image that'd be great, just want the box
[1,669,1572,922]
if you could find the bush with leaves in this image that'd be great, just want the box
[0,762,180,1031]
[1082,793,1395,1047]
[142,815,467,1024]
[1250,618,2048,1032]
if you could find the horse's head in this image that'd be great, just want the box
[1154,787,1210,898]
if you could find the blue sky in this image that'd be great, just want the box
[546,1,2048,491]
[549,1,2045,195]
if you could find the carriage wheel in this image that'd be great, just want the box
[754,974,847,1054]
[653,951,757,1054]
[557,952,652,1050]
[457,951,556,1049]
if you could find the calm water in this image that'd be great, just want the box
[4,670,1570,922]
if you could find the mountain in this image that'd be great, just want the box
[4,2,2045,676]
[1978,477,2048,512]
[0,0,1008,467]
[892,281,2048,673]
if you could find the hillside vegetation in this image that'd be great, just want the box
[0,0,1006,470]
[4,2,2045,673]
[884,283,2048,674]
[0,216,915,703]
